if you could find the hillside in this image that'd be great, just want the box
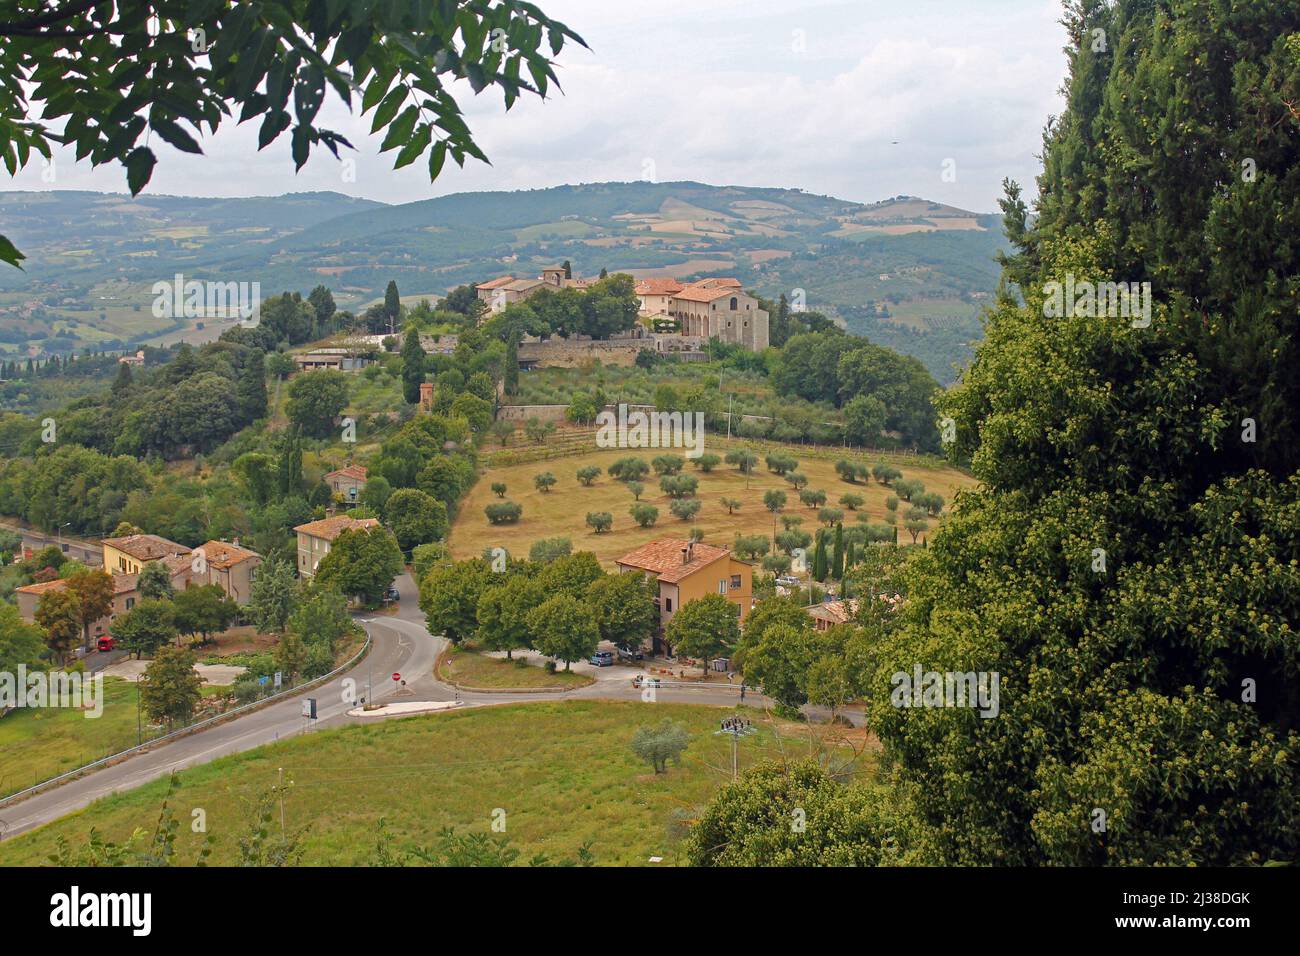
[0,182,1006,382]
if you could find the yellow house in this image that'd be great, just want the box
[101,533,190,576]
[615,538,753,656]
[294,515,380,578]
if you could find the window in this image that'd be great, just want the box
[125,597,135,610]
[729,296,738,310]
[665,597,673,612]
[730,575,741,589]
[718,580,727,595]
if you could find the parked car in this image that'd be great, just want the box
[385,586,401,603]
[589,651,615,667]
[775,575,801,587]
[96,635,115,652]
[616,647,644,662]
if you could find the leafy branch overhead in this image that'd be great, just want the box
[0,0,586,266]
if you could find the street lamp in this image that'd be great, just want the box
[357,618,375,707]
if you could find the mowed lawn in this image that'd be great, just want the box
[449,444,976,565]
[0,701,868,866]
[437,643,593,690]
[0,678,228,799]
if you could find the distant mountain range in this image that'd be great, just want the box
[0,181,1007,382]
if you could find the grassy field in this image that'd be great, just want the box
[437,644,593,690]
[0,678,227,799]
[450,443,976,566]
[0,677,143,798]
[0,700,871,866]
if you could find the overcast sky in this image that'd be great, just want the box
[5,0,1069,212]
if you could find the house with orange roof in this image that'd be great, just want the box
[192,539,262,604]
[324,464,368,503]
[635,277,769,351]
[294,515,381,578]
[615,538,753,655]
[101,533,190,576]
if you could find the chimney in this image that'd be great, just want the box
[682,541,694,564]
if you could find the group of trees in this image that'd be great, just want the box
[419,551,657,669]
[772,332,942,450]
[695,0,1300,866]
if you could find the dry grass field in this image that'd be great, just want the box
[449,443,976,566]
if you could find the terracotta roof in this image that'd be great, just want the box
[686,277,742,289]
[672,285,738,304]
[101,534,191,562]
[806,599,860,625]
[294,515,380,542]
[616,539,731,584]
[501,278,546,293]
[325,464,368,482]
[635,278,684,296]
[196,540,261,570]
[17,572,140,597]
[476,276,515,290]
[15,578,69,596]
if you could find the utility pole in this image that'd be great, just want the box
[714,716,757,781]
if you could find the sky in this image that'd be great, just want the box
[4,0,1070,213]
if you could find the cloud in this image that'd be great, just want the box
[2,0,1067,211]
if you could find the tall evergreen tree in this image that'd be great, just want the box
[400,327,426,405]
[867,0,1300,865]
[384,280,401,334]
[237,350,268,423]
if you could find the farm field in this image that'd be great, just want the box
[0,700,870,866]
[449,441,976,566]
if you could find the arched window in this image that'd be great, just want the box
[729,296,738,310]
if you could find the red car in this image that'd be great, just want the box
[96,635,115,652]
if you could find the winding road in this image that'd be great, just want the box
[0,572,787,842]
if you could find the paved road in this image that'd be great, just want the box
[0,518,103,567]
[0,571,846,842]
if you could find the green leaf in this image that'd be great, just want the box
[427,139,448,180]
[150,117,204,154]
[394,122,432,169]
[124,146,156,195]
[0,234,26,270]
[379,105,419,153]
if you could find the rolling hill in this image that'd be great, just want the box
[0,182,1006,382]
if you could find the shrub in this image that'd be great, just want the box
[630,503,659,527]
[485,501,523,524]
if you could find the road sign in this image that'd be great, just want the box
[302,698,317,720]
[391,672,401,682]
[274,671,282,689]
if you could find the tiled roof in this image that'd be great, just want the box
[15,578,69,596]
[686,277,742,289]
[635,278,684,295]
[616,539,731,584]
[502,278,546,293]
[197,540,261,570]
[672,285,737,304]
[476,275,515,290]
[101,534,191,562]
[294,515,380,542]
[17,571,140,597]
[806,599,860,625]
[325,464,368,482]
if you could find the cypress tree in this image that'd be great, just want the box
[400,326,425,404]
